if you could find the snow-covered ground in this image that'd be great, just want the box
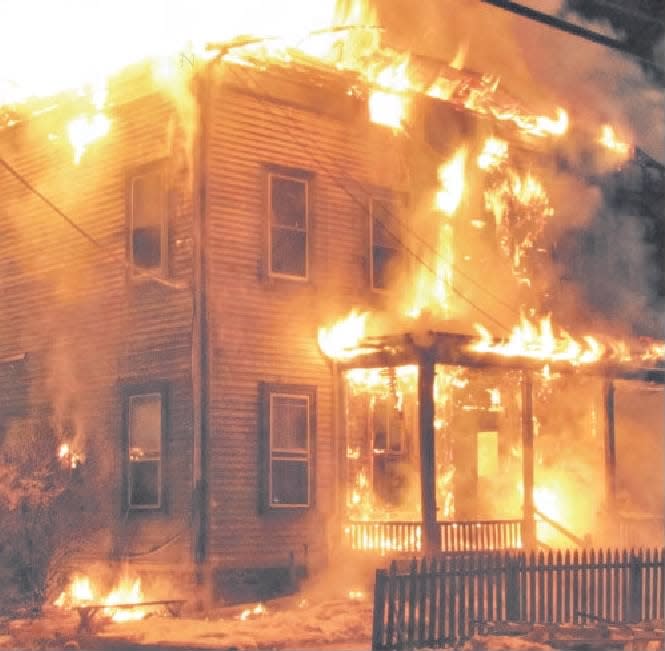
[1,592,373,650]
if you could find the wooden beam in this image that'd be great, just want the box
[521,371,536,550]
[418,355,440,554]
[604,379,617,514]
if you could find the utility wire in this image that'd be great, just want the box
[477,0,665,76]
[0,156,187,290]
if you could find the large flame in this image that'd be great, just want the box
[435,147,467,216]
[318,310,368,360]
[368,56,411,129]
[55,573,148,623]
[470,315,605,366]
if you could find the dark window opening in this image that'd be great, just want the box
[371,198,400,290]
[129,167,166,274]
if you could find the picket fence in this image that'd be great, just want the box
[372,548,665,650]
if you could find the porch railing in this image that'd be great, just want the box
[343,519,523,554]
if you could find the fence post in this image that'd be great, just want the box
[506,553,520,621]
[372,569,387,651]
[628,552,643,624]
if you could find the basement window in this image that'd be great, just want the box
[268,174,309,279]
[125,387,166,510]
[370,197,400,290]
[260,383,316,510]
[128,164,168,276]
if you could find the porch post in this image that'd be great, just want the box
[603,379,617,515]
[418,354,440,555]
[521,370,536,550]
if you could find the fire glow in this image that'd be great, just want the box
[55,574,147,623]
[470,315,604,366]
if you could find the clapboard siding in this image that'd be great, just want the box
[0,81,194,568]
[205,76,404,569]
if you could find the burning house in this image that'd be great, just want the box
[0,0,663,608]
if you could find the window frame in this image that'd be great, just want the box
[259,382,316,512]
[369,195,402,292]
[126,161,169,279]
[267,170,310,281]
[121,381,168,513]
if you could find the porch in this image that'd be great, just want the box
[334,331,665,555]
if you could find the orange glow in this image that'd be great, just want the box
[368,58,411,129]
[104,578,145,622]
[239,603,267,621]
[598,124,630,156]
[67,113,111,164]
[532,107,569,137]
[318,310,368,361]
[435,147,467,216]
[55,573,150,623]
[58,442,84,469]
[470,315,605,366]
[477,137,509,171]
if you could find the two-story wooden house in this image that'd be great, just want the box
[0,45,662,604]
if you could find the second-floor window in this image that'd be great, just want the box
[370,198,400,290]
[129,164,167,276]
[268,174,308,279]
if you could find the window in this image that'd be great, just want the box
[125,387,166,510]
[268,174,308,279]
[372,397,404,454]
[259,383,316,509]
[128,164,167,276]
[370,197,400,290]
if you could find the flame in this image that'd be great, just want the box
[477,137,509,171]
[598,124,629,156]
[470,315,605,366]
[406,147,466,320]
[68,113,111,164]
[449,43,468,71]
[435,147,467,216]
[239,603,267,621]
[104,578,145,622]
[55,573,149,623]
[58,442,84,469]
[348,589,365,601]
[368,57,411,129]
[533,486,561,522]
[318,310,368,360]
[533,107,569,137]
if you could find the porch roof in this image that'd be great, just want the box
[336,330,665,384]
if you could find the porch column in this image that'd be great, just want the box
[418,354,440,555]
[521,370,536,550]
[603,379,617,515]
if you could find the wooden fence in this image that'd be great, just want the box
[344,520,523,554]
[372,548,665,650]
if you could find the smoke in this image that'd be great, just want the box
[376,0,664,160]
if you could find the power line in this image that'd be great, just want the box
[0,156,187,290]
[478,0,665,76]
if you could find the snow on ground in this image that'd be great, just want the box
[0,593,373,650]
